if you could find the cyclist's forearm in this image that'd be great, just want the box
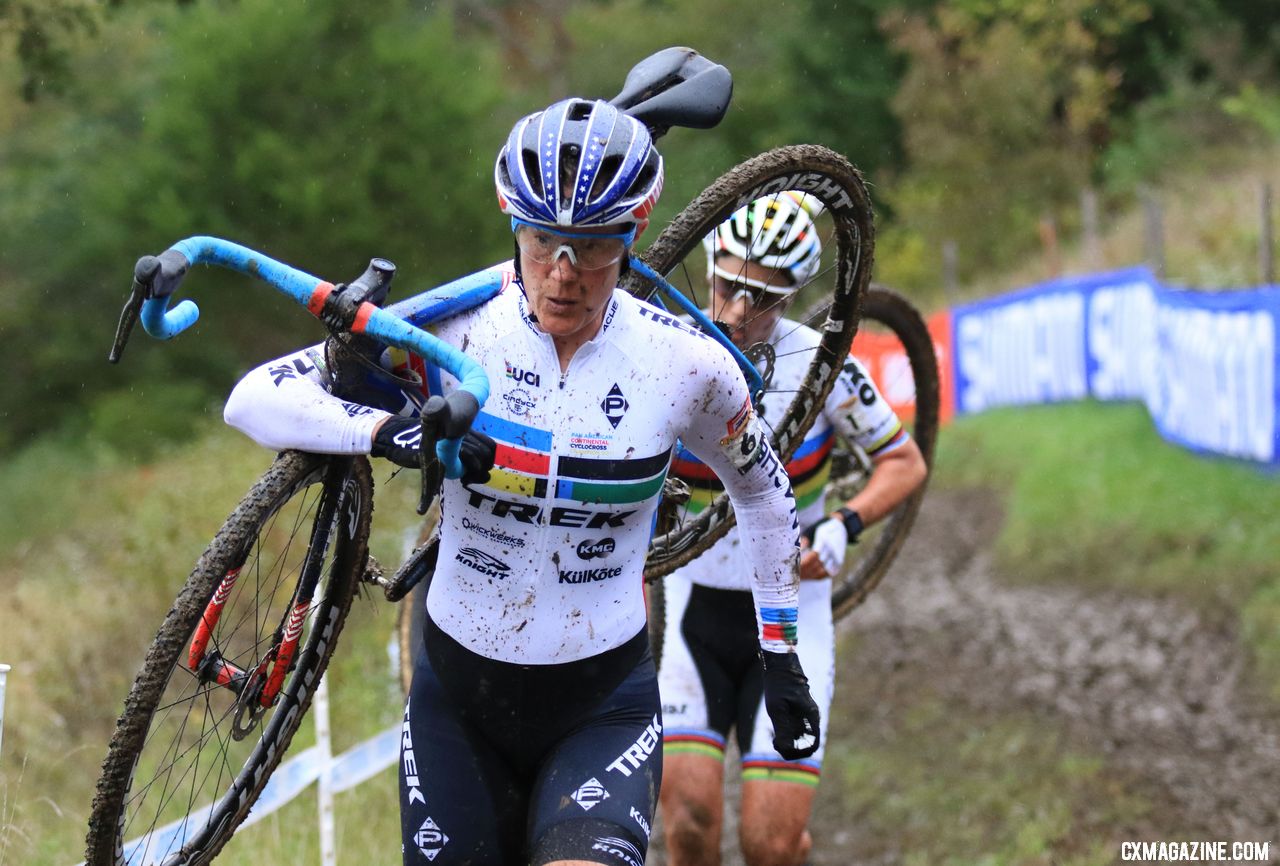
[224,348,390,454]
[841,435,927,526]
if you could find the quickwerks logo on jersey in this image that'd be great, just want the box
[576,538,615,560]
[460,517,526,549]
[558,565,623,584]
[454,547,511,578]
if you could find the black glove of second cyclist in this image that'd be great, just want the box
[371,415,496,485]
[760,649,822,760]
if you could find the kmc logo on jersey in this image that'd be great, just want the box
[576,538,615,560]
[571,777,611,811]
[414,816,449,861]
[601,383,629,429]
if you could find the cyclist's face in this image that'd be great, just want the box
[709,255,793,348]
[518,224,627,346]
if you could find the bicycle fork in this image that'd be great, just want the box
[187,461,350,734]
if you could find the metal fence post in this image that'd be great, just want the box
[1081,187,1101,269]
[1141,186,1165,280]
[1260,180,1274,285]
[942,239,958,304]
[0,664,10,760]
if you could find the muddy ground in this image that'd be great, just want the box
[649,488,1280,864]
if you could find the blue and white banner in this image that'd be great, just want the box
[952,267,1280,465]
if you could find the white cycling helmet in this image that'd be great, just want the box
[703,191,823,292]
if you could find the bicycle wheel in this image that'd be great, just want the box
[802,285,939,619]
[626,144,875,578]
[86,451,373,866]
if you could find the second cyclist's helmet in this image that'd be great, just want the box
[704,192,823,290]
[495,98,664,229]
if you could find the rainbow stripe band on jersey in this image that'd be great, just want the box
[742,754,821,787]
[663,729,726,761]
[760,607,798,644]
[471,411,671,505]
[672,427,835,514]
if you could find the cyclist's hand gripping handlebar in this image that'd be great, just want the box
[110,236,490,501]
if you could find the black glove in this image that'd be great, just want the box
[371,416,496,485]
[760,649,821,760]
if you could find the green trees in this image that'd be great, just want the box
[2,0,1278,453]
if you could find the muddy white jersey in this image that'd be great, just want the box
[670,317,909,591]
[224,267,801,664]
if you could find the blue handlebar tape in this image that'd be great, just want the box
[147,236,490,478]
[627,257,766,403]
[140,296,200,338]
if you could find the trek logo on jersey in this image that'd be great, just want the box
[558,565,623,584]
[502,387,537,417]
[591,836,643,866]
[576,538,615,560]
[504,360,541,388]
[636,306,708,339]
[571,777,611,811]
[454,547,511,579]
[465,489,637,528]
[413,817,449,861]
[401,703,425,806]
[601,383,629,429]
[605,714,662,777]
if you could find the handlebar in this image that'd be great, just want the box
[110,236,489,487]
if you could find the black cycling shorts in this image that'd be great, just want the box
[399,614,660,866]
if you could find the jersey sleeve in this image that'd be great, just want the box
[223,343,395,454]
[676,345,802,654]
[824,355,910,457]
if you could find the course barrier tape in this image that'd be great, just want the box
[77,726,400,866]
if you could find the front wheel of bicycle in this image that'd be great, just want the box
[86,451,373,866]
[627,144,875,579]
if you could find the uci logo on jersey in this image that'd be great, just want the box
[504,360,541,388]
[576,538,615,560]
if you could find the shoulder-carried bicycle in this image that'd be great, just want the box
[85,47,877,866]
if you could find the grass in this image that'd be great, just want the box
[823,684,1150,866]
[932,399,1280,698]
[0,426,420,866]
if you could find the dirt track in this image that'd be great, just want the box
[651,488,1280,864]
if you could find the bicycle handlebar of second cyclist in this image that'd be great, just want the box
[118,236,490,481]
